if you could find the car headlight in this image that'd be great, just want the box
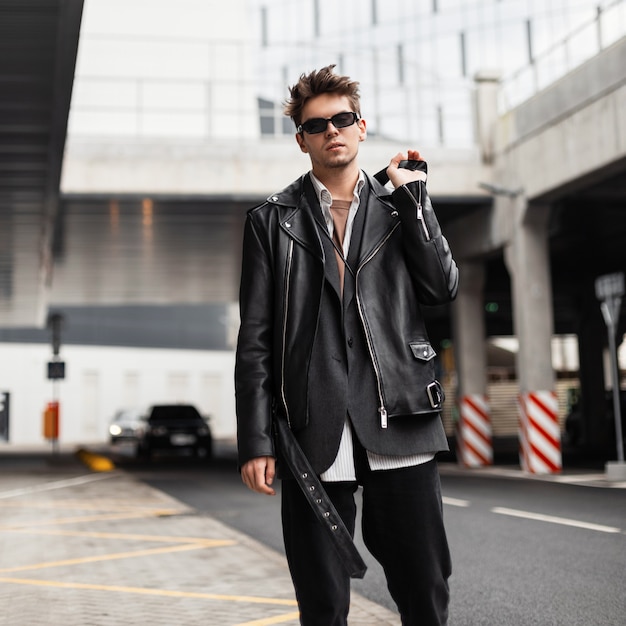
[150,426,168,436]
[110,424,122,436]
[197,426,210,436]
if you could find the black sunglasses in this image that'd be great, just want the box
[297,111,360,134]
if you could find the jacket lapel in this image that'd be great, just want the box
[279,205,324,263]
[277,178,324,264]
[319,226,343,299]
[355,176,399,270]
[301,175,343,298]
[276,178,344,298]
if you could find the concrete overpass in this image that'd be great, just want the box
[448,37,625,468]
[0,0,83,326]
[56,38,626,466]
[0,0,624,465]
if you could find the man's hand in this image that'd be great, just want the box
[241,456,276,495]
[386,149,427,188]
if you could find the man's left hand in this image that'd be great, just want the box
[386,149,427,188]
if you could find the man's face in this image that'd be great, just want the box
[295,93,366,174]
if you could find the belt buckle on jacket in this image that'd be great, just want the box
[426,381,443,409]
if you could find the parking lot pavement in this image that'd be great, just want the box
[0,449,400,626]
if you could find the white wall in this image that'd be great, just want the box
[0,343,236,446]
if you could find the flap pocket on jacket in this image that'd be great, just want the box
[409,342,436,362]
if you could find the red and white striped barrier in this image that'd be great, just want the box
[518,390,562,474]
[457,394,493,467]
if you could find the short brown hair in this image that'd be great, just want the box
[284,64,361,129]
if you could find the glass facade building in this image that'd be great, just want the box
[68,0,625,147]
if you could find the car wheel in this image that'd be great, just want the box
[196,445,213,462]
[137,445,152,460]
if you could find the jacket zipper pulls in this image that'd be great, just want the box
[356,242,397,433]
[415,184,430,240]
[379,406,388,429]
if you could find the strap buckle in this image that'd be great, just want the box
[426,381,444,409]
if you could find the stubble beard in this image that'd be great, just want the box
[321,149,357,171]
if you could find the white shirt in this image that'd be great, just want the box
[309,171,435,482]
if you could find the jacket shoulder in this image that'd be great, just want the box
[248,175,306,218]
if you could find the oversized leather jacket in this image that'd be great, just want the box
[235,171,459,467]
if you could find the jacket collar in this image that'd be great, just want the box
[270,172,399,269]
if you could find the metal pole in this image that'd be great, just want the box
[604,308,624,462]
[596,273,625,480]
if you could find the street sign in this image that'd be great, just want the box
[47,361,66,380]
[596,272,623,329]
[595,271,624,300]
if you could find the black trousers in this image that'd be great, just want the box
[281,454,451,626]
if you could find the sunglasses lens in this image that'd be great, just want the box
[300,112,357,134]
[332,112,357,128]
[302,118,327,134]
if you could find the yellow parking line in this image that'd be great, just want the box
[0,577,298,607]
[6,527,228,544]
[235,612,301,625]
[0,540,235,574]
[0,500,185,513]
[0,509,179,530]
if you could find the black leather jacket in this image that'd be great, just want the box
[235,171,459,467]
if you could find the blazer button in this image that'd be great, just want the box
[347,337,354,348]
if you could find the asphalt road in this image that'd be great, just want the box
[117,448,626,626]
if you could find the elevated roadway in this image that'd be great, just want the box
[0,1,624,458]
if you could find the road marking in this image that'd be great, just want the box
[0,540,235,574]
[7,527,225,544]
[442,496,470,507]
[0,509,182,530]
[0,473,115,499]
[0,577,298,606]
[491,507,622,534]
[0,499,180,512]
[236,613,301,626]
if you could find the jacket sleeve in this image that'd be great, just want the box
[234,211,276,467]
[391,180,459,305]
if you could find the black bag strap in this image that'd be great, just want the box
[273,415,367,579]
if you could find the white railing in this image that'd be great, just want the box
[67,30,477,148]
[68,72,476,148]
[499,0,625,112]
[68,2,625,148]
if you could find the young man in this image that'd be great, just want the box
[235,65,458,626]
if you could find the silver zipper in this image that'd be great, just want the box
[379,407,388,429]
[355,226,399,429]
[402,184,430,240]
[280,239,294,427]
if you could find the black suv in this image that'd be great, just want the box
[137,404,213,460]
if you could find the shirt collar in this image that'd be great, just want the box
[310,170,365,213]
[309,170,365,224]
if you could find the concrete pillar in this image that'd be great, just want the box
[505,198,562,473]
[473,70,501,165]
[452,260,493,466]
